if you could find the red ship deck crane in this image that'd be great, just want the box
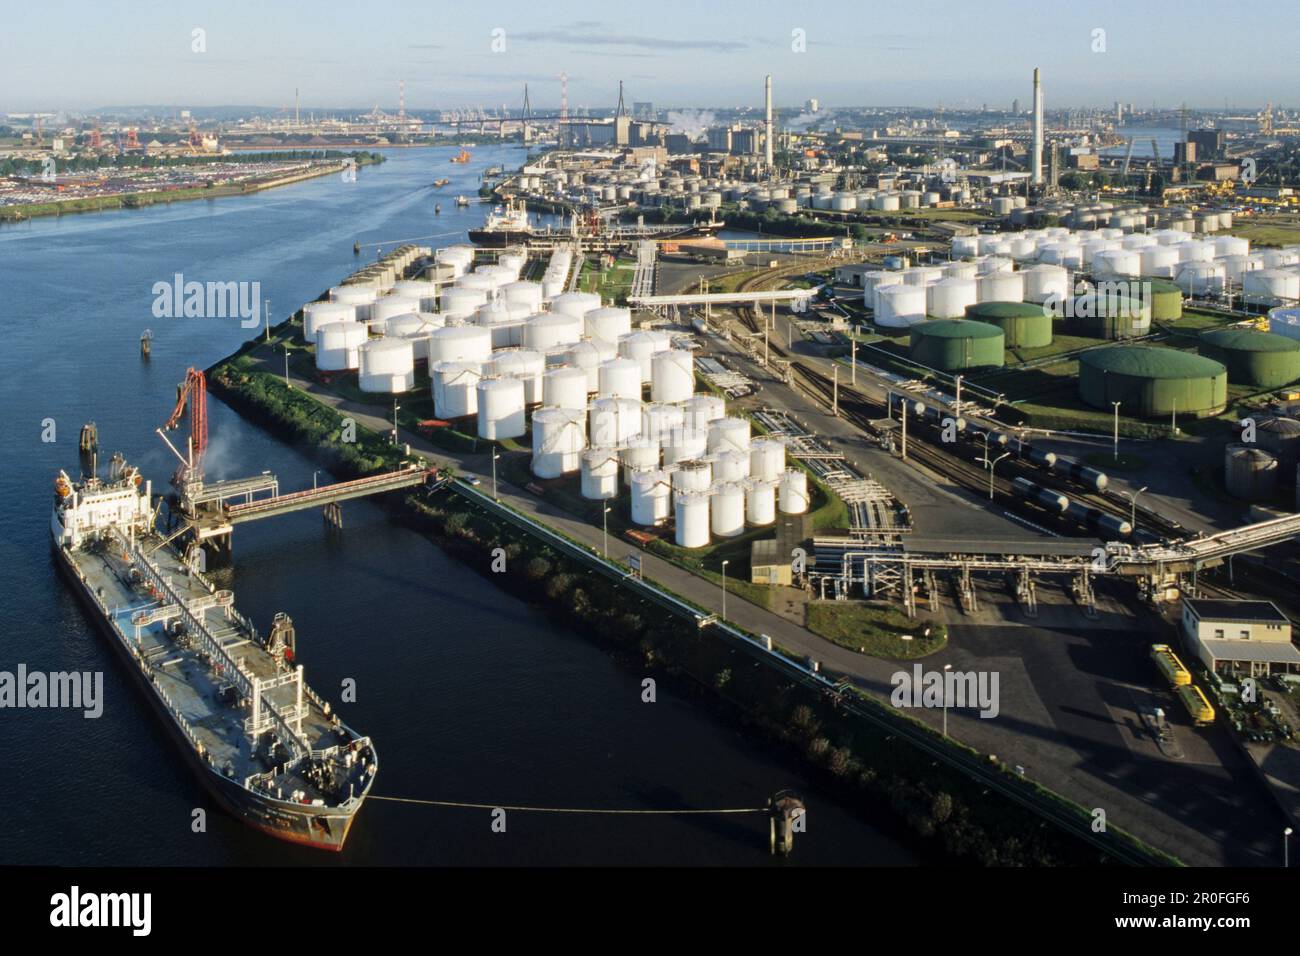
[159,367,208,488]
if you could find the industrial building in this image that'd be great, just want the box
[1181,599,1300,677]
[909,319,1005,371]
[1077,346,1228,418]
[1197,328,1300,389]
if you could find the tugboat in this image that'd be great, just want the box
[455,195,470,207]
[432,178,450,188]
[450,148,471,164]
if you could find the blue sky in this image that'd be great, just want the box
[2,0,1296,113]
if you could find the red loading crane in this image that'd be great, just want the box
[161,367,208,487]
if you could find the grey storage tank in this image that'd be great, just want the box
[1224,444,1278,501]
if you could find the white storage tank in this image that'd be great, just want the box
[641,402,686,444]
[951,236,980,258]
[371,295,424,326]
[631,470,673,527]
[597,357,643,399]
[875,284,928,327]
[1222,254,1264,283]
[550,291,602,320]
[1140,246,1181,278]
[1022,264,1070,305]
[681,394,726,431]
[976,256,1013,275]
[531,407,587,478]
[431,360,482,419]
[707,417,751,455]
[580,449,620,500]
[673,490,710,547]
[585,307,632,341]
[524,312,584,350]
[710,482,746,537]
[541,366,590,410]
[303,301,356,343]
[651,350,695,403]
[663,426,710,465]
[745,479,777,526]
[671,459,713,493]
[977,271,1025,304]
[476,377,527,440]
[428,324,492,364]
[440,286,488,318]
[316,322,368,371]
[1176,262,1227,296]
[330,286,378,321]
[904,266,944,287]
[588,397,643,448]
[711,448,751,483]
[943,260,979,280]
[778,469,810,514]
[358,339,415,393]
[1215,236,1250,258]
[927,278,978,319]
[1244,270,1300,307]
[563,339,611,391]
[486,349,546,404]
[749,439,786,481]
[620,438,660,486]
[619,331,660,383]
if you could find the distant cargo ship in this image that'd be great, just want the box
[52,455,376,850]
[469,198,724,248]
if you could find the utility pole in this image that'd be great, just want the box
[901,400,908,460]
[851,335,857,385]
[492,450,500,501]
[1111,401,1122,461]
[832,365,839,417]
[264,297,271,343]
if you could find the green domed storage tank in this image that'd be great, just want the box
[1067,289,1152,338]
[964,301,1052,348]
[909,319,1005,371]
[1197,328,1300,389]
[1078,346,1227,418]
[1146,278,1184,322]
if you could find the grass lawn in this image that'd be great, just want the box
[1083,451,1147,472]
[578,256,635,305]
[805,601,947,660]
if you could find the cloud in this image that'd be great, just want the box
[512,27,746,53]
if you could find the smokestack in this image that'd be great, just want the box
[1031,67,1043,187]
[764,74,774,169]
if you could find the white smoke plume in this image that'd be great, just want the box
[665,109,716,142]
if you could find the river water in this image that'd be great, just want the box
[0,145,917,865]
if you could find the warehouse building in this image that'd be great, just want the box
[1181,599,1300,677]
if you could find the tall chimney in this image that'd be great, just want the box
[1031,67,1043,187]
[764,74,774,169]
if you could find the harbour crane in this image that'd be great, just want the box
[158,367,208,490]
[1120,137,1135,178]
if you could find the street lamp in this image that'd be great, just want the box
[392,401,401,444]
[1111,401,1122,462]
[978,450,1011,500]
[1122,485,1148,529]
[492,450,500,501]
[942,663,953,737]
[312,470,320,491]
[602,504,612,558]
[721,559,730,620]
[1286,826,1293,868]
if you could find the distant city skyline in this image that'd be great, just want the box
[3,0,1297,114]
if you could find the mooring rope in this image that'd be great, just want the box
[369,795,767,815]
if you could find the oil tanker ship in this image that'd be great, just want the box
[52,454,376,851]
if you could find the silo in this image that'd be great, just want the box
[927,278,978,319]
[651,350,695,403]
[597,358,643,399]
[358,339,415,393]
[681,394,726,431]
[977,271,1025,304]
[1199,328,1300,388]
[1077,346,1227,418]
[963,302,1052,348]
[431,361,482,419]
[531,407,587,478]
[486,349,546,404]
[909,319,1005,371]
[663,426,710,465]
[641,403,686,444]
[631,470,672,526]
[707,417,751,455]
[474,377,526,440]
[588,397,643,448]
[620,439,661,486]
[749,438,786,481]
[580,449,620,500]
[673,490,711,547]
[1253,417,1300,480]
[303,301,356,343]
[542,366,591,410]
[585,307,632,341]
[710,482,746,538]
[1224,445,1279,501]
[746,479,778,526]
[778,469,810,514]
[671,459,713,494]
[316,322,368,371]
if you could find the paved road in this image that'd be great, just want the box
[236,335,1284,866]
